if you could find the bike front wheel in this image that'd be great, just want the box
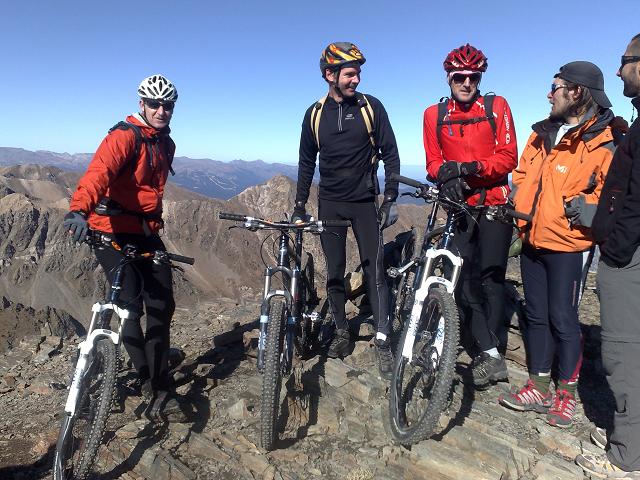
[260,299,286,451]
[53,337,117,480]
[387,284,459,445]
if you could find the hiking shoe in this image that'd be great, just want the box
[472,352,508,386]
[145,390,189,423]
[327,328,350,358]
[576,452,640,479]
[498,379,552,413]
[546,388,577,428]
[375,338,394,381]
[591,426,608,450]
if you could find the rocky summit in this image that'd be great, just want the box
[0,164,612,479]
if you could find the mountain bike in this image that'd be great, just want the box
[52,233,194,480]
[385,173,531,445]
[218,212,350,451]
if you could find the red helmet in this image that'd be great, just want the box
[443,44,488,73]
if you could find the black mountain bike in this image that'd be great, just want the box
[385,173,531,445]
[52,234,194,480]
[218,212,350,451]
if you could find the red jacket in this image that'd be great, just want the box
[69,114,175,235]
[423,95,518,206]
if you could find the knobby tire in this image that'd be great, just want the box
[53,337,117,480]
[388,284,459,445]
[260,299,286,451]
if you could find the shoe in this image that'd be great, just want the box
[472,352,508,386]
[375,338,394,381]
[327,328,350,358]
[576,452,640,479]
[498,379,552,414]
[591,426,608,450]
[546,388,577,428]
[141,381,189,423]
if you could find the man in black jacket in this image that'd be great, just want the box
[576,33,640,478]
[292,42,400,380]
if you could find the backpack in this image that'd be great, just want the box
[108,121,175,177]
[310,93,379,192]
[436,93,497,146]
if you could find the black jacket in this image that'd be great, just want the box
[295,93,400,204]
[592,97,640,267]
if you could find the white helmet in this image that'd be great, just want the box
[137,74,178,101]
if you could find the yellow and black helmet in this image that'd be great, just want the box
[320,42,366,77]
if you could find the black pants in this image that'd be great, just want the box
[520,245,590,381]
[452,214,512,352]
[94,233,175,390]
[318,198,390,336]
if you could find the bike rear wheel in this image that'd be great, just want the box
[260,299,286,451]
[388,284,459,445]
[53,337,117,480]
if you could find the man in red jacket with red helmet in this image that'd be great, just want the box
[423,44,518,387]
[63,74,187,421]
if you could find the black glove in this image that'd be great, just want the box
[291,202,306,223]
[378,197,398,230]
[437,161,480,184]
[63,211,88,243]
[440,177,470,203]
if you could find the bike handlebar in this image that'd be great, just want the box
[219,212,351,229]
[219,212,246,222]
[502,208,532,222]
[166,252,196,265]
[389,172,429,190]
[389,173,532,223]
[86,232,195,265]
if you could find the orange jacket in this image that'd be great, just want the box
[513,110,625,252]
[69,114,175,235]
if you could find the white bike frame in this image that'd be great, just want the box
[401,248,463,361]
[63,302,132,416]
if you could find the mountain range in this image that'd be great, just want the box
[0,147,428,200]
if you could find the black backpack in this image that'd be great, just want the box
[436,93,497,146]
[108,121,175,177]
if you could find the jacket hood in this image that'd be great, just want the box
[531,108,620,152]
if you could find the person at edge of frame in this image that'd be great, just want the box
[63,74,189,422]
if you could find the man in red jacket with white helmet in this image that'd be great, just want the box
[63,74,187,421]
[423,44,518,387]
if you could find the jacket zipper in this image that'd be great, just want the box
[338,103,343,132]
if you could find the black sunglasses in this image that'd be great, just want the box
[621,56,640,68]
[144,99,175,111]
[550,83,569,94]
[451,73,481,84]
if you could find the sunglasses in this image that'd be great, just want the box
[144,99,175,111]
[621,55,640,68]
[451,73,482,84]
[550,83,569,94]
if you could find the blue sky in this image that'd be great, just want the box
[1,1,638,166]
